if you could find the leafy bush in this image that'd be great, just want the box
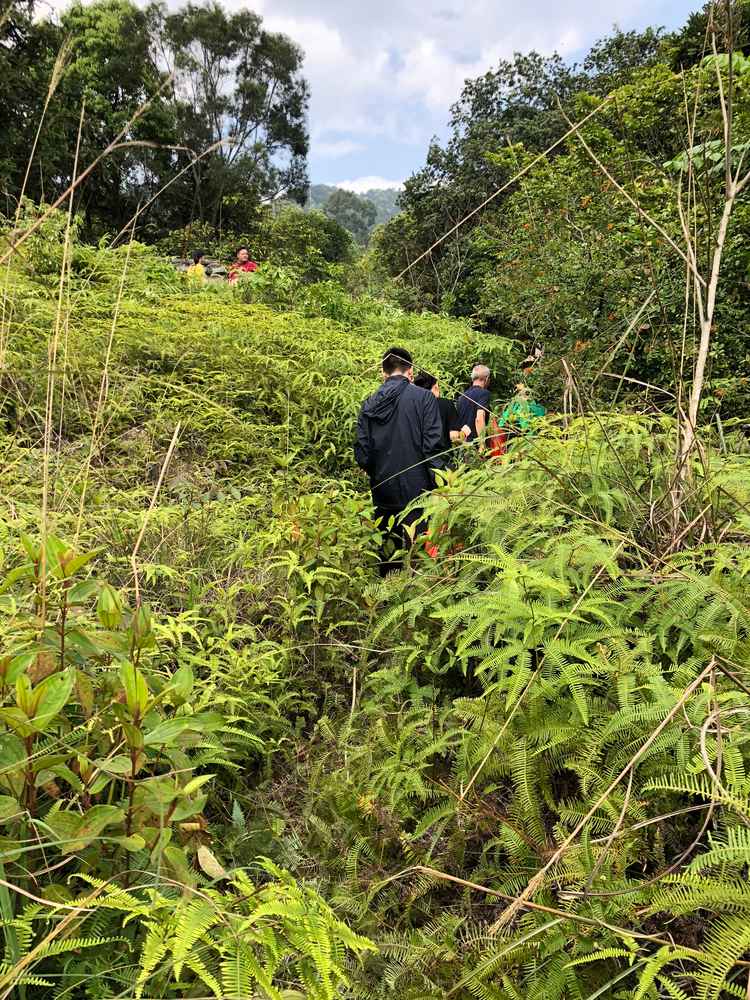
[155,204,355,282]
[285,416,750,998]
[2,214,750,999]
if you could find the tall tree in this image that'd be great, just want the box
[0,1,61,216]
[56,0,175,237]
[379,25,667,311]
[665,0,750,71]
[0,0,309,239]
[1,0,180,236]
[323,188,376,244]
[156,0,309,230]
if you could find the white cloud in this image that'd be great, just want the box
[316,138,365,158]
[394,39,473,113]
[335,176,404,193]
[252,9,395,139]
[557,28,586,55]
[247,0,670,170]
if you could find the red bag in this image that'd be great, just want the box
[487,416,507,458]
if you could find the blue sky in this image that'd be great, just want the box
[249,0,701,192]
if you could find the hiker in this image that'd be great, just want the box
[186,250,207,283]
[355,347,444,576]
[484,385,545,459]
[228,245,258,282]
[498,383,546,436]
[414,372,469,457]
[456,364,492,447]
[414,372,467,561]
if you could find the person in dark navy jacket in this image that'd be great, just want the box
[355,346,444,575]
[456,363,492,446]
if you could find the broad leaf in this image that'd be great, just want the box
[31,669,75,731]
[120,662,149,717]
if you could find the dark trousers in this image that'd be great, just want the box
[374,505,423,577]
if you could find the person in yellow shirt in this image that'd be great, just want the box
[186,250,207,283]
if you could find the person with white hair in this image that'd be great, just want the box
[456,363,491,445]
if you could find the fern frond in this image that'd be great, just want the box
[172,898,221,980]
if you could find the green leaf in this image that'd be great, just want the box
[144,712,224,746]
[121,723,145,750]
[170,663,194,702]
[0,795,21,824]
[65,628,107,659]
[162,844,194,884]
[14,674,34,716]
[231,799,245,829]
[97,584,123,629]
[182,773,214,796]
[134,777,178,819]
[192,711,225,732]
[64,550,100,577]
[0,652,34,686]
[120,662,149,717]
[0,565,34,593]
[67,580,100,605]
[31,669,75,731]
[0,835,23,862]
[44,536,68,579]
[20,533,38,562]
[172,793,207,822]
[109,834,146,851]
[131,605,154,649]
[40,763,83,793]
[75,670,95,717]
[44,805,124,853]
[0,733,27,797]
[94,755,134,775]
[0,707,34,738]
[143,717,196,746]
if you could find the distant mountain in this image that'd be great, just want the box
[360,187,402,226]
[308,184,337,211]
[308,184,401,229]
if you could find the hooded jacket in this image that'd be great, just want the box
[355,375,444,509]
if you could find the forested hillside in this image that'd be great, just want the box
[308,185,401,242]
[375,4,750,418]
[2,0,750,997]
[0,0,310,237]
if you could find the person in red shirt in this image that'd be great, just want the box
[228,246,258,282]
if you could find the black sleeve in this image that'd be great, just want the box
[354,405,372,472]
[445,401,461,433]
[422,392,445,470]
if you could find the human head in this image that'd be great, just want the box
[235,246,250,263]
[382,346,413,379]
[414,372,440,397]
[192,250,205,265]
[471,364,491,388]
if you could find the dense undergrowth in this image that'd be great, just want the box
[1,205,750,998]
[4,0,750,993]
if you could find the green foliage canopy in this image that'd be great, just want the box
[0,0,310,239]
[323,188,377,245]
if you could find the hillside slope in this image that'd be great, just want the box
[1,230,750,999]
